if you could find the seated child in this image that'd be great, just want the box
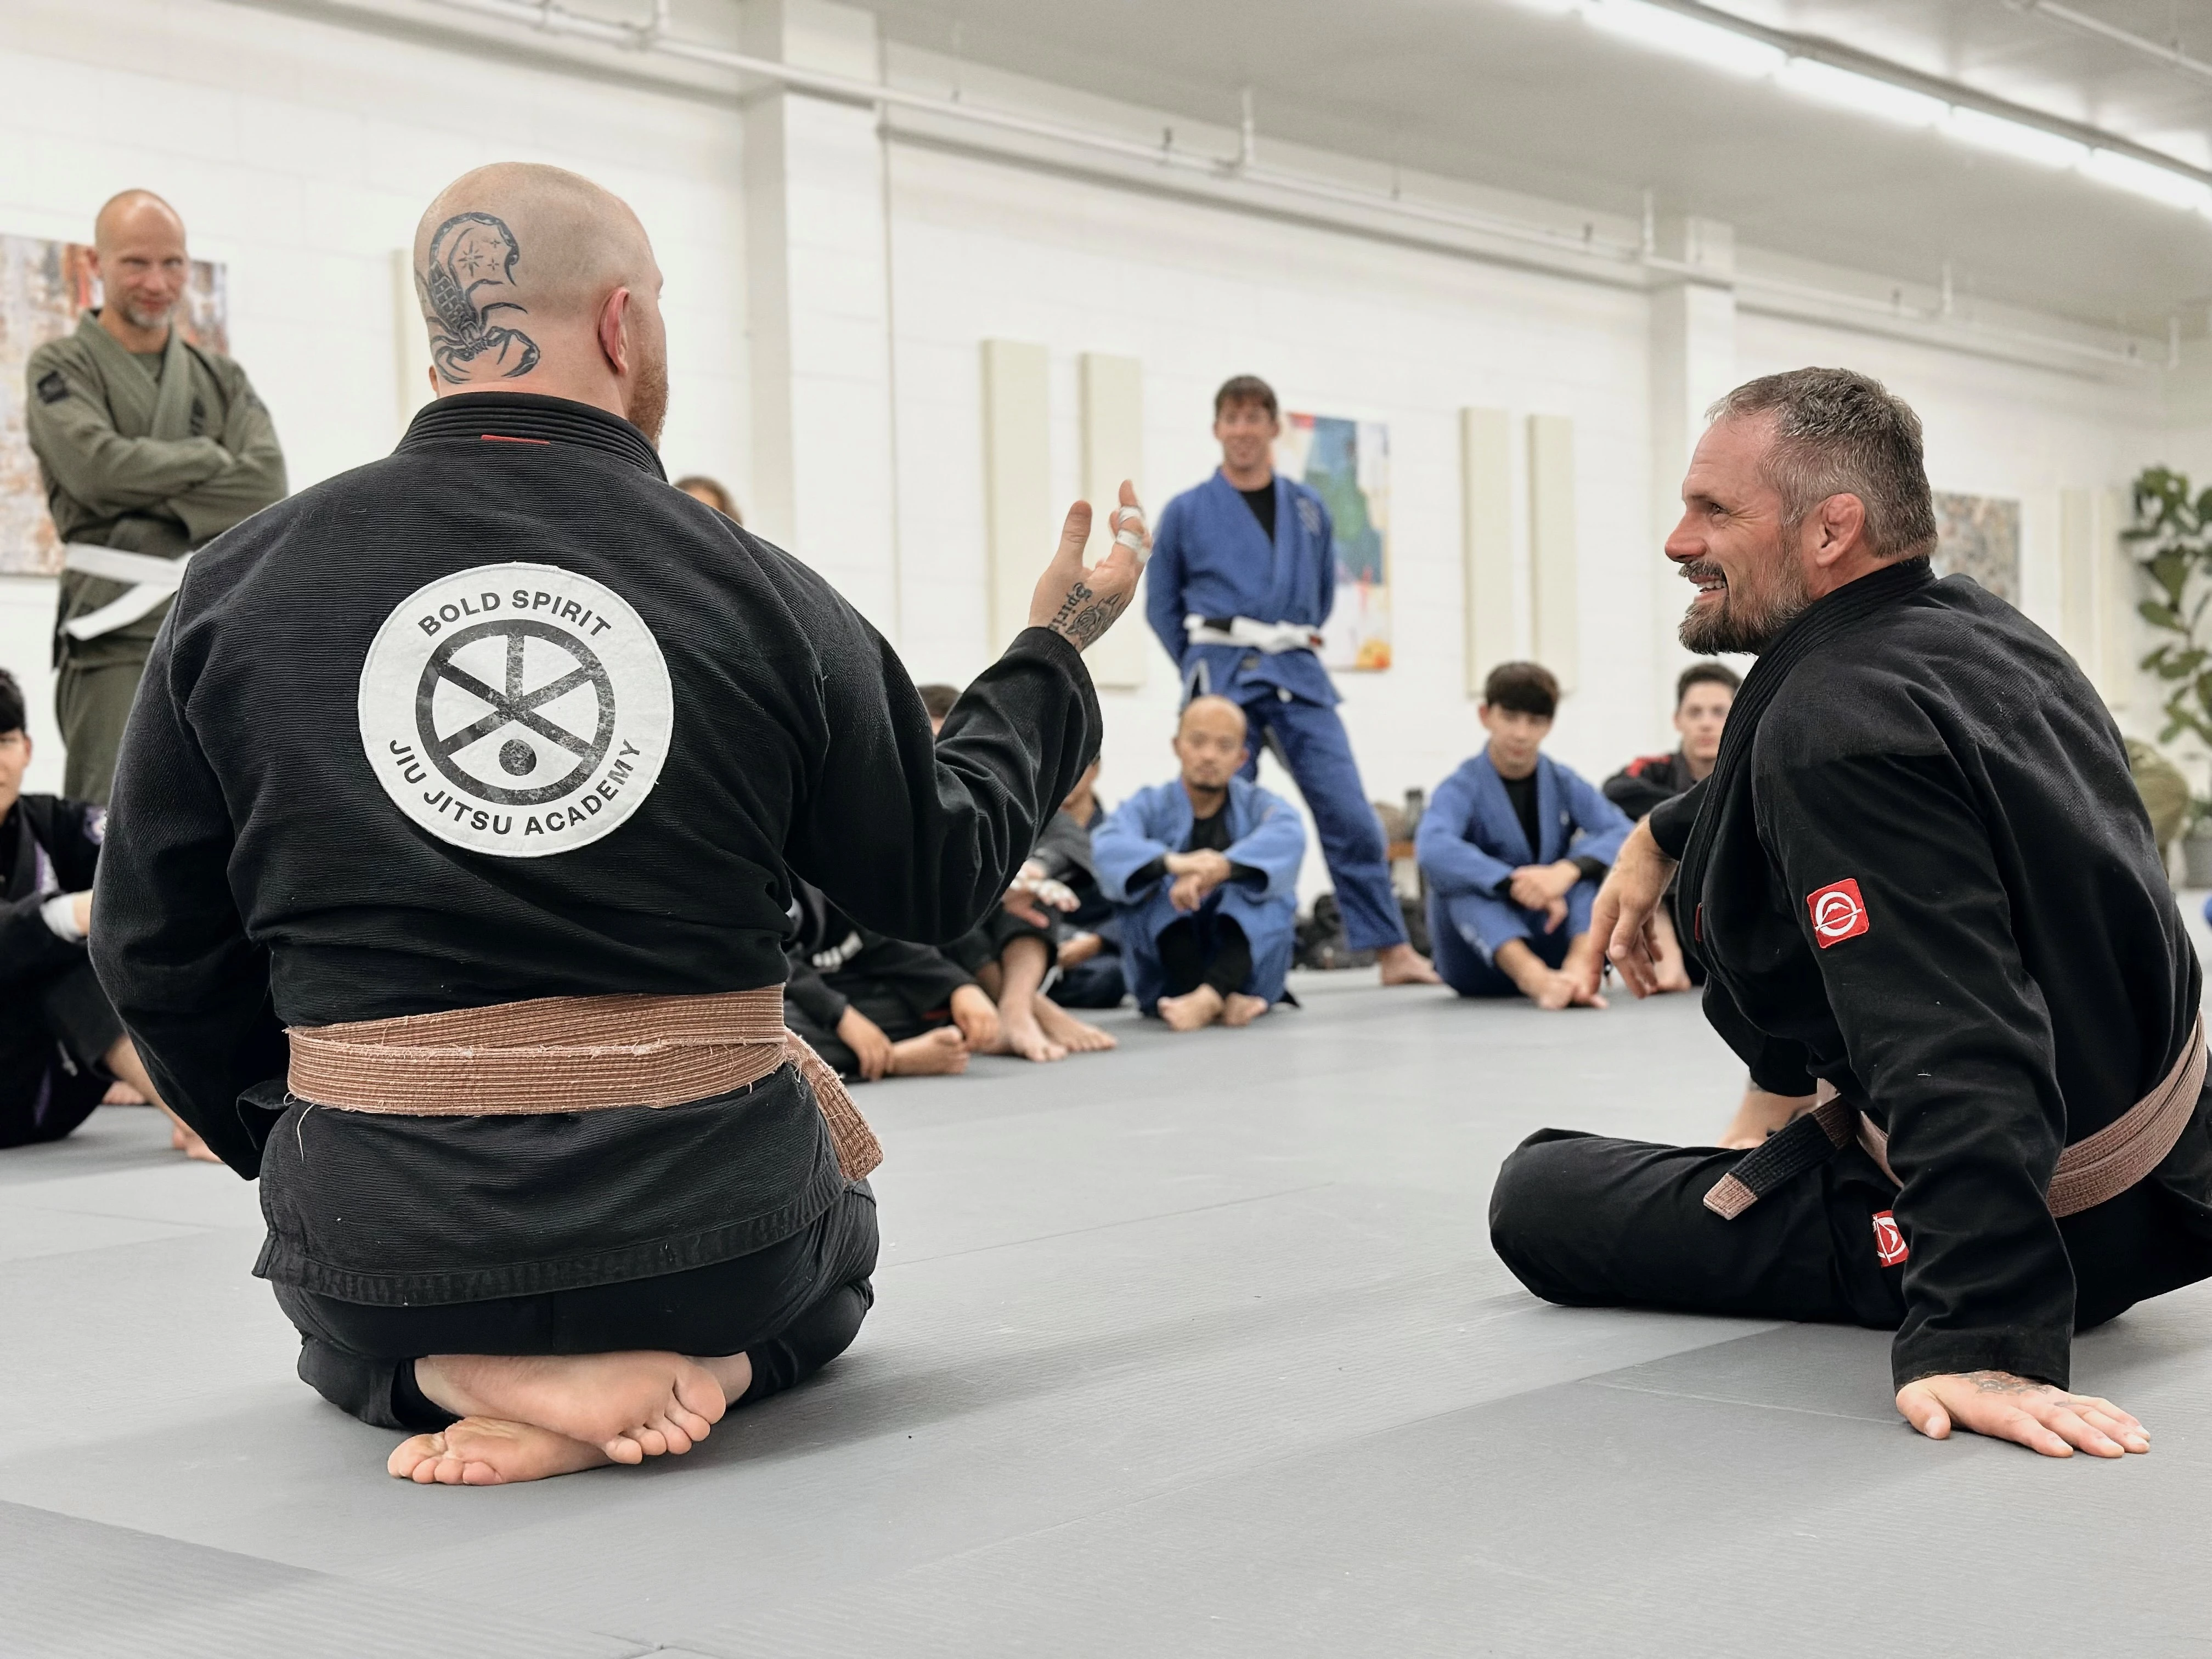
[1416,661,1632,1011]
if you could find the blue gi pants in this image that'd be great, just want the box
[1233,688,1406,952]
[1431,881,1598,998]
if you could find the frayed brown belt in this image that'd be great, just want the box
[1705,1011,2206,1221]
[286,988,882,1181]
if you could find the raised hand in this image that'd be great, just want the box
[1029,481,1148,652]
[1896,1371,2150,1458]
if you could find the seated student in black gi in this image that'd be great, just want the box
[1493,368,2212,1460]
[782,878,997,1080]
[1039,758,1126,1009]
[0,667,211,1159]
[923,684,1118,1060]
[1600,659,1738,992]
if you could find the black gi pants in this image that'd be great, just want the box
[0,960,122,1150]
[1491,1130,2212,1352]
[786,984,958,1077]
[1158,912,1251,1001]
[278,1181,879,1432]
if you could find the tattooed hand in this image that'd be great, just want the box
[419,212,540,383]
[1895,1370,2150,1458]
[1028,480,1147,653]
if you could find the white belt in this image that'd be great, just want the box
[1184,614,1322,654]
[61,544,191,641]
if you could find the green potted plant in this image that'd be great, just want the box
[2127,466,2212,882]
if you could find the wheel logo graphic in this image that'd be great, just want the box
[357,561,673,859]
[1804,878,1870,948]
[416,619,615,805]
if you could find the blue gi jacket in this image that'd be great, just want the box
[1415,751,1632,898]
[1147,470,1341,707]
[1093,775,1307,1007]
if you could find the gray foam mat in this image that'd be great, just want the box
[3,970,2207,1657]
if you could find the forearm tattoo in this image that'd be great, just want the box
[1048,580,1126,651]
[419,212,540,382]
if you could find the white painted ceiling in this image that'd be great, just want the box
[851,0,2212,331]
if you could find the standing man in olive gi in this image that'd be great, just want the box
[25,189,286,803]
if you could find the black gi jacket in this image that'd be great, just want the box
[3,795,101,989]
[1602,749,1695,821]
[783,879,975,1034]
[92,394,1099,1305]
[1651,558,2212,1389]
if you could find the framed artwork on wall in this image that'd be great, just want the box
[1278,411,1391,671]
[1932,490,2022,606]
[0,233,229,576]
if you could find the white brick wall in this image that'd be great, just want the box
[0,0,751,793]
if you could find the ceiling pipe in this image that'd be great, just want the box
[273,0,2161,373]
[2008,1,2212,89]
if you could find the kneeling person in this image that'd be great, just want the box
[91,163,1143,1486]
[1416,662,1631,1009]
[1094,696,1305,1031]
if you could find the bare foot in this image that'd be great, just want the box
[388,1415,612,1486]
[1156,986,1226,1031]
[1376,943,1442,985]
[1033,996,1115,1053]
[887,1026,970,1076]
[991,997,1067,1063]
[1220,992,1271,1027]
[413,1351,726,1464]
[163,1110,221,1164]
[103,1080,147,1106]
[1057,932,1103,968]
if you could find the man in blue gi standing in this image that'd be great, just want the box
[1147,375,1438,986]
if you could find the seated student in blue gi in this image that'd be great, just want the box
[1417,661,1632,1011]
[1094,696,1307,1032]
[1147,374,1438,988]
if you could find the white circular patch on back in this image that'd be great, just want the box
[358,562,673,858]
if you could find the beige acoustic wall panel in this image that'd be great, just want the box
[2097,486,2132,711]
[1080,352,1148,690]
[1460,408,1513,697]
[980,340,1052,650]
[2058,488,2098,681]
[392,249,434,439]
[1527,413,1578,695]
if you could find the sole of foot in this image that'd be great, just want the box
[1156,988,1224,1032]
[888,1026,969,1075]
[1220,992,1270,1027]
[1034,997,1115,1052]
[414,1351,725,1462]
[388,1416,612,1486]
[169,1122,221,1163]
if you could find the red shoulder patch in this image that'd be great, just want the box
[1871,1210,1908,1267]
[1806,878,1869,947]
[1624,753,1671,778]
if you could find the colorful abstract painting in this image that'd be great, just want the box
[1932,490,2021,606]
[1278,412,1391,672]
[1,234,228,576]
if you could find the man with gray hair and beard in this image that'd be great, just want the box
[89,162,1143,1484]
[1489,368,2212,1460]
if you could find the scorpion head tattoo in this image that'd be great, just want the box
[419,212,540,383]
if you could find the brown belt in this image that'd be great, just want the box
[286,987,882,1181]
[1705,1011,2207,1221]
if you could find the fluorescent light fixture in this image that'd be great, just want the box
[1775,57,1945,127]
[1943,106,2090,170]
[2083,148,2212,210]
[1582,0,1786,80]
